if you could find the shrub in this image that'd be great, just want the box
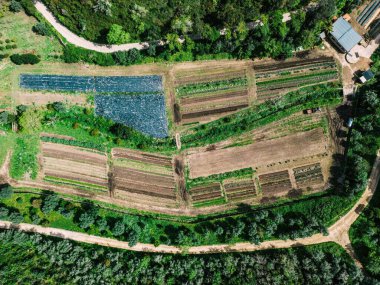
[32,22,50,36]
[72,122,80,129]
[10,53,40,65]
[0,185,13,199]
[9,0,23,12]
[90,128,100,137]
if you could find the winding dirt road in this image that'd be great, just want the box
[0,151,379,263]
[34,1,149,53]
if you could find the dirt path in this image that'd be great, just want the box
[0,151,378,264]
[34,1,149,53]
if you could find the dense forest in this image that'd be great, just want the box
[0,229,373,284]
[12,0,358,65]
[349,48,380,277]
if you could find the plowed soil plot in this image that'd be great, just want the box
[188,128,326,178]
[224,179,256,201]
[253,56,338,101]
[190,183,223,204]
[259,170,292,196]
[111,148,177,207]
[174,63,250,124]
[41,142,108,192]
[293,163,324,187]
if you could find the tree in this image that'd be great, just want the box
[362,91,379,111]
[78,212,96,229]
[112,220,125,236]
[0,185,13,199]
[18,107,43,134]
[10,53,40,65]
[9,0,22,13]
[33,22,50,36]
[93,0,112,16]
[107,24,131,44]
[41,194,60,214]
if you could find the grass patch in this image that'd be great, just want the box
[9,135,40,180]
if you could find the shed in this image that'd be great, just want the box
[359,69,375,83]
[330,17,363,53]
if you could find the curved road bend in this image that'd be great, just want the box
[34,1,149,53]
[0,151,379,260]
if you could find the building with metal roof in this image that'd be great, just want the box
[330,17,363,53]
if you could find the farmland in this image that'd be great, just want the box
[94,94,168,138]
[172,62,252,125]
[41,141,109,193]
[187,128,327,178]
[254,55,339,101]
[224,178,257,202]
[111,148,178,208]
[20,74,163,93]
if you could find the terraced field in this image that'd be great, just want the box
[258,170,293,197]
[224,179,257,201]
[189,183,225,207]
[41,142,109,193]
[293,163,325,188]
[174,64,250,124]
[111,148,177,207]
[254,56,339,101]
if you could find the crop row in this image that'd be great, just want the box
[176,77,248,97]
[255,62,336,78]
[253,57,335,72]
[175,70,247,86]
[112,148,172,167]
[40,136,105,152]
[256,70,338,87]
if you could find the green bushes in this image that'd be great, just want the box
[9,0,22,13]
[0,189,360,247]
[0,229,367,284]
[9,136,39,180]
[10,53,40,65]
[32,22,50,36]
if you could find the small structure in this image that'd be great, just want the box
[359,69,375,83]
[330,17,363,53]
[347,117,354,128]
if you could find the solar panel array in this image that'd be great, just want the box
[20,74,163,93]
[95,94,168,138]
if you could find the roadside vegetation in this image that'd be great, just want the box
[0,185,361,246]
[349,52,380,277]
[0,229,368,284]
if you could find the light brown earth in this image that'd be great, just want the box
[188,128,327,178]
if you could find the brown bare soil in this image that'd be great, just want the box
[224,179,256,201]
[112,148,172,167]
[188,128,327,178]
[190,183,223,203]
[180,89,248,105]
[182,103,249,120]
[41,142,108,190]
[111,148,177,206]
